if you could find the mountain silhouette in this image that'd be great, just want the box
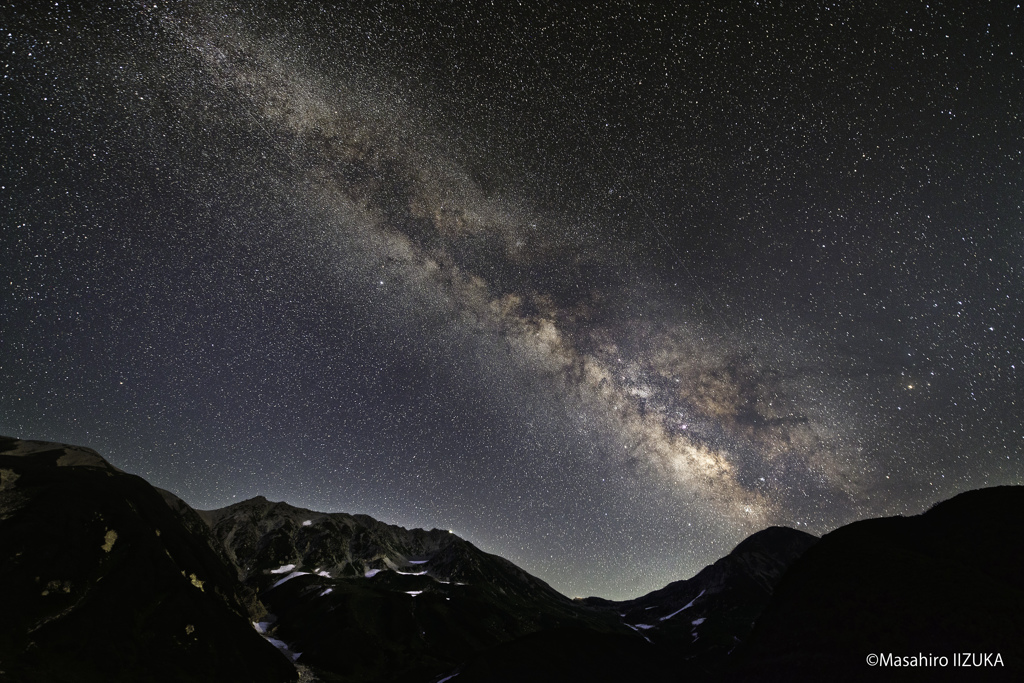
[0,437,296,683]
[2,436,1019,681]
[729,485,1024,681]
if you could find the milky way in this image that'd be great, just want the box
[3,0,1021,598]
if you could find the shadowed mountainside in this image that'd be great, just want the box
[454,525,817,682]
[0,437,297,683]
[198,495,632,682]
[730,485,1024,681]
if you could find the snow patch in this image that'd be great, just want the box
[316,570,331,578]
[633,623,655,630]
[692,617,706,626]
[320,588,333,597]
[270,564,296,574]
[408,559,429,564]
[256,621,302,662]
[659,589,706,621]
[364,568,383,578]
[266,638,302,661]
[272,571,310,588]
[625,624,653,643]
[437,674,459,682]
[396,570,428,576]
[405,590,423,596]
[302,520,312,526]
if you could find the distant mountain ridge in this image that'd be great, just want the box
[197,494,568,601]
[197,494,623,681]
[2,436,1020,682]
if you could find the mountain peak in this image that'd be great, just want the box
[728,525,818,558]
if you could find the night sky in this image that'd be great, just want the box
[3,0,1022,599]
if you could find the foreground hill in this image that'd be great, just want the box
[0,437,297,683]
[731,485,1024,681]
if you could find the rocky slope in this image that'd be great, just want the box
[198,496,632,682]
[0,437,297,683]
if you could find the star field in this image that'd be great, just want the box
[2,0,1021,599]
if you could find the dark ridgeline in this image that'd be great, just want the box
[1,436,1021,682]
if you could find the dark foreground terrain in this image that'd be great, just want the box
[2,436,1021,682]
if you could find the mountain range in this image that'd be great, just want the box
[1,436,1020,681]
